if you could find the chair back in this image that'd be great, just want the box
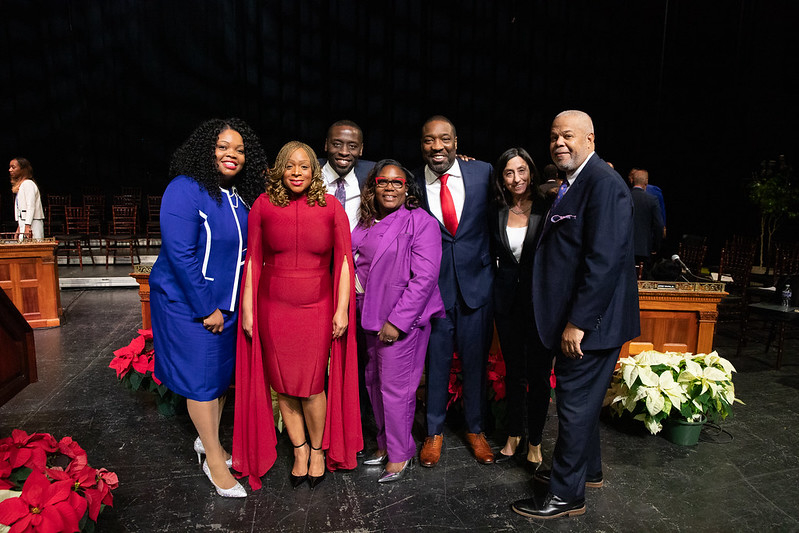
[113,194,137,206]
[677,241,708,275]
[718,239,757,295]
[46,194,71,234]
[146,195,162,222]
[110,205,138,235]
[64,206,90,235]
[772,242,799,279]
[120,186,142,204]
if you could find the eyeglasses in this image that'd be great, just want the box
[375,177,406,189]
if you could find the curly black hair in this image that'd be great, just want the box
[357,159,422,228]
[169,118,268,206]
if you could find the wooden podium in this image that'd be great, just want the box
[0,239,62,328]
[621,281,726,357]
[130,264,153,329]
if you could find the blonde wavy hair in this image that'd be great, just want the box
[266,141,327,207]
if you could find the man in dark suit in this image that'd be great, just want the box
[414,115,495,467]
[511,110,640,519]
[630,169,664,277]
[320,119,375,230]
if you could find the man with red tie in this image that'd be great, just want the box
[413,116,496,467]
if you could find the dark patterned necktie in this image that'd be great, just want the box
[335,178,346,207]
[552,181,569,209]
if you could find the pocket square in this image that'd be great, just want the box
[550,214,577,223]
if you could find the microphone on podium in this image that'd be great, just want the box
[671,254,691,275]
[671,254,709,281]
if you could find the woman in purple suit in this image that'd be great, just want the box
[352,159,445,483]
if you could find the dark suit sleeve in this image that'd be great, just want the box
[568,175,634,331]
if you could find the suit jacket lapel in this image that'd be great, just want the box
[371,206,411,266]
[521,210,541,263]
[498,206,512,261]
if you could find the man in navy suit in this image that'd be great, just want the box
[414,115,495,467]
[511,110,639,519]
[320,119,375,230]
[630,169,664,277]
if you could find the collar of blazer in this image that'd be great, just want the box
[370,205,412,266]
[500,203,544,263]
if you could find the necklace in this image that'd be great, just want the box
[510,203,531,216]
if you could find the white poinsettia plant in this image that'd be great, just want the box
[603,350,743,435]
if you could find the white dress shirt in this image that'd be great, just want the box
[323,161,361,230]
[424,159,465,228]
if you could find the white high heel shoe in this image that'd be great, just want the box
[194,437,233,468]
[202,460,246,498]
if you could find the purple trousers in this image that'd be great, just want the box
[364,324,431,463]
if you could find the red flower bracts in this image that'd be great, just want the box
[109,330,181,416]
[0,431,117,532]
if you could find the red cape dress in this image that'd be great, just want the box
[232,193,362,490]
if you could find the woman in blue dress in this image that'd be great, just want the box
[150,118,267,497]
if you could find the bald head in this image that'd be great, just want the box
[549,110,596,173]
[630,169,649,187]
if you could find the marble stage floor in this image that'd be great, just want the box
[1,288,798,532]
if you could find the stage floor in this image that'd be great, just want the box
[1,288,797,532]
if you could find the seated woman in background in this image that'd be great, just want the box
[489,147,553,469]
[352,159,444,483]
[9,157,44,239]
[234,141,361,491]
[149,118,268,498]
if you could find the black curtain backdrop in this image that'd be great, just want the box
[2,0,797,260]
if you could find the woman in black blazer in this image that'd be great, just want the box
[489,147,553,467]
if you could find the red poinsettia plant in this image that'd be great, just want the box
[446,346,507,410]
[0,430,118,533]
[109,329,183,417]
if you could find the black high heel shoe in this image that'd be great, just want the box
[495,436,525,464]
[289,441,309,488]
[308,443,327,489]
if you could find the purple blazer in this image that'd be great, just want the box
[352,206,445,334]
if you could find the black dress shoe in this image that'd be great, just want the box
[533,469,603,488]
[511,493,586,519]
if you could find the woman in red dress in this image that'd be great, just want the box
[233,141,361,490]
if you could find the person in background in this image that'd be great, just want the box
[353,159,444,483]
[489,148,552,469]
[630,169,664,277]
[149,118,268,498]
[234,141,361,491]
[9,157,44,239]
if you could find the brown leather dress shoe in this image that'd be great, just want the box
[420,435,443,467]
[465,432,495,464]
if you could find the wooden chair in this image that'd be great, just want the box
[677,235,708,276]
[82,194,106,240]
[145,195,162,247]
[120,186,142,204]
[717,238,757,324]
[45,194,71,235]
[55,207,96,269]
[738,241,799,367]
[103,205,140,268]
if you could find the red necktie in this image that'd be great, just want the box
[439,173,458,235]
